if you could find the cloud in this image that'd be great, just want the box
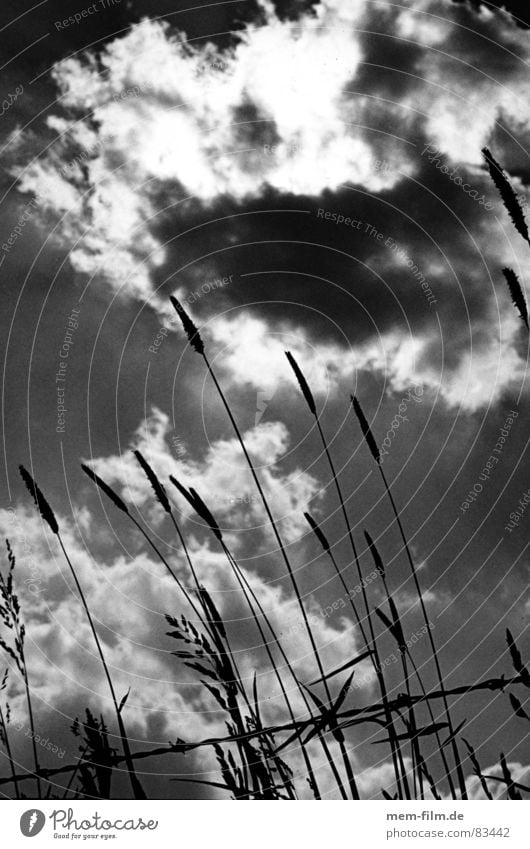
[465,760,530,800]
[205,308,528,413]
[15,0,528,281]
[0,474,372,795]
[86,406,324,545]
[7,0,530,414]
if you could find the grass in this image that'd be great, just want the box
[0,153,528,800]
[1,324,528,800]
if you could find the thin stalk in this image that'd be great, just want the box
[202,353,355,798]
[219,543,300,799]
[285,353,407,798]
[397,651,421,798]
[219,540,333,800]
[312,415,410,798]
[84,462,273,798]
[167,511,202,595]
[349,399,467,798]
[129,514,280,800]
[405,650,454,799]
[164,506,293,796]
[57,536,146,800]
[0,705,20,798]
[62,744,89,799]
[308,529,409,799]
[128,515,255,730]
[376,553,455,799]
[0,674,526,791]
[170,473,336,800]
[376,463,468,799]
[13,615,41,798]
[170,465,345,799]
[129,514,219,648]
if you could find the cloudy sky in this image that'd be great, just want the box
[0,0,528,799]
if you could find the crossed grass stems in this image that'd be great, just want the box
[1,312,528,800]
[1,147,530,799]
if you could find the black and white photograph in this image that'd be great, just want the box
[0,0,529,843]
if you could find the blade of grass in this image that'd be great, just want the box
[171,298,355,799]
[1,539,41,798]
[350,398,469,799]
[19,466,146,800]
[0,671,20,799]
[169,476,352,801]
[366,529,454,799]
[286,353,408,798]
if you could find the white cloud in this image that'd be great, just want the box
[207,309,528,413]
[7,2,418,299]
[8,0,530,412]
[87,406,323,545]
[1,499,374,795]
[465,760,530,800]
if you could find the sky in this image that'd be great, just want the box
[0,0,528,800]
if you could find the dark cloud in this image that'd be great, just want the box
[1,0,529,800]
[454,0,530,28]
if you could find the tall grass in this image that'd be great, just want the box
[350,397,468,799]
[170,296,358,799]
[18,465,146,800]
[0,667,20,798]
[2,149,529,797]
[1,326,527,800]
[0,539,41,797]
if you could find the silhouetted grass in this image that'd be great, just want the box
[2,237,528,798]
[19,466,146,800]
[0,539,41,797]
[351,395,469,799]
[482,147,530,246]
